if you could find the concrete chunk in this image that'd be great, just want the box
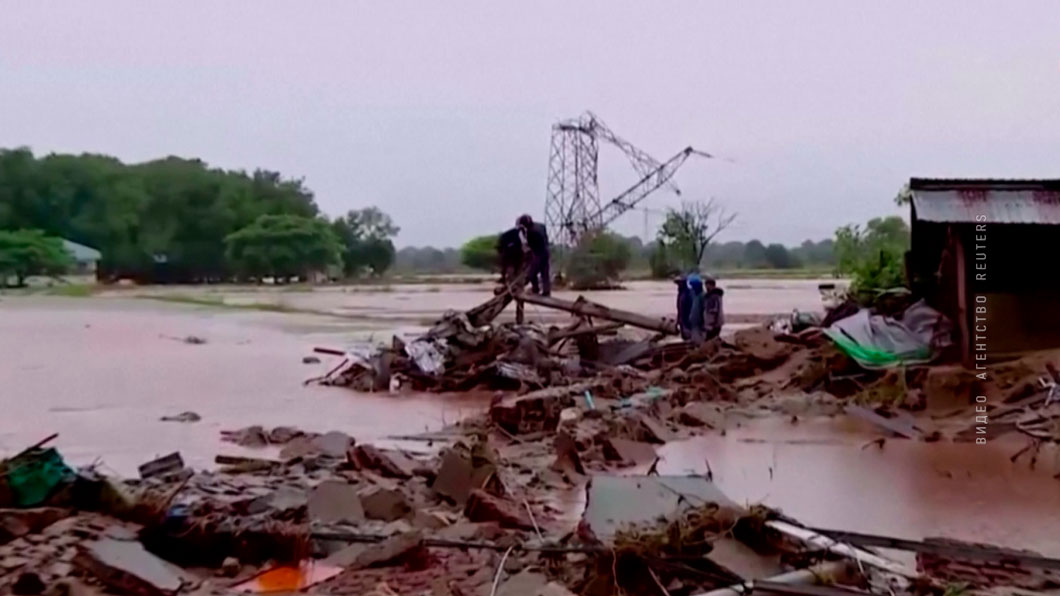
[307,481,364,524]
[601,438,656,466]
[580,476,740,544]
[359,486,411,522]
[75,538,188,596]
[312,431,354,457]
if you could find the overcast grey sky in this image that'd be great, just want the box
[2,1,1058,247]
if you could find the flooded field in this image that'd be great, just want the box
[111,278,835,328]
[4,280,1058,558]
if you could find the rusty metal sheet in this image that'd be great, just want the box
[912,189,1060,224]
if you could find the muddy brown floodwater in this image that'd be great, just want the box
[657,417,1060,558]
[5,282,1060,560]
[0,297,489,476]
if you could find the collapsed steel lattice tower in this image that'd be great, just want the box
[543,111,710,247]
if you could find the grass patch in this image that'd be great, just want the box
[49,284,99,297]
[137,294,328,316]
[143,294,227,307]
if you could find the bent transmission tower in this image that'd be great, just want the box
[543,111,712,247]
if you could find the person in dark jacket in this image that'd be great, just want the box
[683,274,707,343]
[516,214,551,296]
[676,273,724,343]
[496,226,528,289]
[703,276,725,339]
[674,275,689,338]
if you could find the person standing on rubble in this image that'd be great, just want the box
[703,275,725,340]
[678,274,724,343]
[516,214,551,297]
[496,226,529,290]
[680,273,707,343]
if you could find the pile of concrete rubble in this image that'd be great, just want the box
[5,289,1060,594]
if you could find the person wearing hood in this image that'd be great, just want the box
[703,276,725,339]
[676,273,724,343]
[680,273,706,343]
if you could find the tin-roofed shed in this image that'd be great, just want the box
[908,178,1060,360]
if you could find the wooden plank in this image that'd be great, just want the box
[519,294,678,335]
[764,521,915,577]
[810,528,1060,571]
[988,389,1049,420]
[754,580,871,596]
[547,322,623,344]
[954,228,971,368]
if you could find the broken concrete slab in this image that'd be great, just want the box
[675,402,724,428]
[349,531,427,570]
[431,447,480,505]
[631,413,675,443]
[490,381,605,434]
[279,436,319,461]
[601,438,656,466]
[312,431,354,457]
[248,486,308,517]
[550,432,585,475]
[347,444,418,479]
[580,476,740,544]
[494,569,549,596]
[359,486,411,522]
[307,481,364,524]
[322,543,368,567]
[75,538,190,596]
[464,489,533,530]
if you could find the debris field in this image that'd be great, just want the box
[4,281,1060,595]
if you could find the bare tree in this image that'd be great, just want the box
[658,199,737,271]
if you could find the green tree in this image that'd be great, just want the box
[567,232,632,289]
[332,207,400,278]
[834,216,910,298]
[460,235,500,272]
[648,241,678,279]
[0,148,327,282]
[742,240,767,268]
[657,199,737,272]
[225,215,342,281]
[764,243,799,269]
[0,229,72,287]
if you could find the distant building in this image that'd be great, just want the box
[906,178,1060,361]
[62,239,102,275]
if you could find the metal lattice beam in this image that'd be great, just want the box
[544,111,709,247]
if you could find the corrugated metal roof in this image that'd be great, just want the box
[912,189,1060,224]
[909,178,1060,191]
[62,239,101,262]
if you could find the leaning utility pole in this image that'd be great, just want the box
[542,111,711,247]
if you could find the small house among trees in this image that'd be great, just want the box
[62,239,101,275]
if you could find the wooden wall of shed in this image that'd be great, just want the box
[912,220,1060,357]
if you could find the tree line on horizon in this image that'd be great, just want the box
[396,235,836,275]
[0,148,399,285]
[0,147,904,294]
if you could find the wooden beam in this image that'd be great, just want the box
[954,227,971,367]
[810,528,1060,571]
[519,294,678,335]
